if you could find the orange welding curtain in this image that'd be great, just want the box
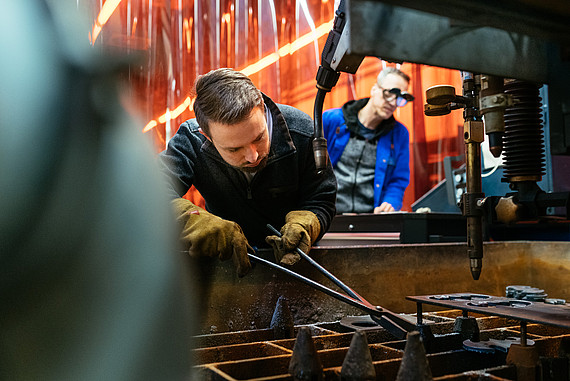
[84,0,465,211]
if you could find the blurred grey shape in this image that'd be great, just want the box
[0,1,194,380]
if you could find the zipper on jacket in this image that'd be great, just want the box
[247,184,252,200]
[237,169,255,200]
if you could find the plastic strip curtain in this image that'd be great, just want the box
[83,0,464,210]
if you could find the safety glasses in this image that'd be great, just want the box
[378,85,415,107]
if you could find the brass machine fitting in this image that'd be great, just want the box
[464,120,484,143]
[424,76,485,280]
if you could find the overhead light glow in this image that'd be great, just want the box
[90,0,123,44]
[143,18,334,134]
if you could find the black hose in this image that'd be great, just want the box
[312,88,329,172]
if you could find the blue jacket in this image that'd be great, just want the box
[323,99,410,210]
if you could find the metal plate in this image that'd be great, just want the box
[339,315,382,331]
[408,293,570,329]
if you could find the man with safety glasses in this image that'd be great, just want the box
[323,67,414,213]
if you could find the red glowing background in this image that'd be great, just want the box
[83,0,464,210]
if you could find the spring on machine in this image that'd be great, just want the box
[502,80,546,182]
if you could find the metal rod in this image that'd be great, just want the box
[416,303,423,325]
[520,321,527,346]
[266,224,371,306]
[369,314,408,340]
[249,253,412,339]
[248,253,378,315]
[465,142,484,281]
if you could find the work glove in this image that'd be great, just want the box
[265,210,321,266]
[172,198,252,277]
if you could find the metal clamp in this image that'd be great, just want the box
[460,192,485,217]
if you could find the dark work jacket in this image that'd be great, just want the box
[158,95,337,247]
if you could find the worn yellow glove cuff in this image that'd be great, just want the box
[172,198,252,277]
[283,210,321,247]
[265,210,321,265]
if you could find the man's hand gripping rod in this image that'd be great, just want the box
[249,224,419,340]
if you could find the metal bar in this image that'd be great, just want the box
[266,224,372,306]
[249,253,413,338]
[416,303,423,325]
[248,253,377,315]
[520,321,528,346]
[369,314,408,340]
[465,142,484,281]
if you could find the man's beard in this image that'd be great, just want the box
[236,155,268,173]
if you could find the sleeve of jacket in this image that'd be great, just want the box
[322,108,344,142]
[381,125,410,211]
[322,108,345,167]
[157,121,199,199]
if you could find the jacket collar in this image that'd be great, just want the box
[263,94,295,163]
[341,98,396,140]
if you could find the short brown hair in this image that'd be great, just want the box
[193,68,264,136]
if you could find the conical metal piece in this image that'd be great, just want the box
[340,330,376,380]
[289,326,323,381]
[270,296,295,339]
[395,331,433,381]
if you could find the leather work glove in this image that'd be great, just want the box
[265,210,321,266]
[172,198,252,277]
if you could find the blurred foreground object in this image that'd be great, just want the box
[0,1,193,380]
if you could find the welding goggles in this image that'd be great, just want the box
[379,86,415,107]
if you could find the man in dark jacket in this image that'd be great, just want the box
[159,68,337,277]
[323,67,413,213]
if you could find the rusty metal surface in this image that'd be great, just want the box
[407,293,570,329]
[188,241,570,334]
[192,310,570,380]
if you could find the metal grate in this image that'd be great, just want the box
[191,307,570,380]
